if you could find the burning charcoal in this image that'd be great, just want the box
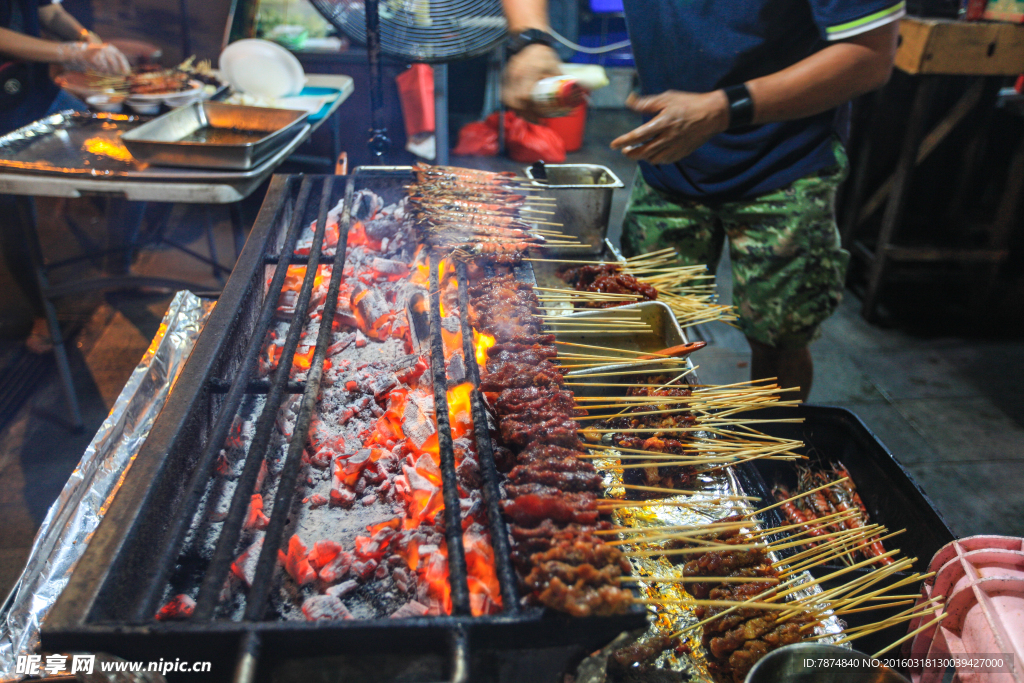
[395,355,429,385]
[278,534,317,586]
[355,330,368,348]
[446,351,466,383]
[402,400,436,449]
[309,446,334,470]
[326,579,359,599]
[302,595,353,621]
[353,189,384,221]
[492,444,516,473]
[361,494,377,506]
[353,286,391,338]
[369,373,399,400]
[390,600,430,619]
[369,257,410,280]
[441,315,461,335]
[364,216,398,241]
[330,486,355,509]
[308,540,343,572]
[335,449,372,488]
[319,551,353,584]
[370,402,384,417]
[351,559,378,580]
[374,563,389,580]
[231,537,264,587]
[155,594,195,621]
[243,494,270,531]
[355,476,367,495]
[308,494,328,508]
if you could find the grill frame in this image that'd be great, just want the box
[42,170,647,679]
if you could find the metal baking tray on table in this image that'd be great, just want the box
[121,101,308,170]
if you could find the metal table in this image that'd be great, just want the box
[0,74,353,429]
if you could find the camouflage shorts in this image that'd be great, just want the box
[621,149,851,349]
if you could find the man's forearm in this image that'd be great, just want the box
[746,22,898,125]
[38,3,91,42]
[0,26,64,62]
[502,0,549,33]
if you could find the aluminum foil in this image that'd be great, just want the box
[593,450,847,682]
[0,291,214,678]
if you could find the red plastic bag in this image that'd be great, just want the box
[452,116,498,156]
[504,111,565,163]
[451,111,566,162]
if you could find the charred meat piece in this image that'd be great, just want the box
[499,416,581,448]
[501,492,598,527]
[508,459,604,492]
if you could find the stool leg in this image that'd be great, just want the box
[16,196,84,431]
[862,77,938,322]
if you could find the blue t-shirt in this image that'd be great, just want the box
[620,0,905,201]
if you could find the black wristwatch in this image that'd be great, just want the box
[723,83,755,130]
[506,28,556,57]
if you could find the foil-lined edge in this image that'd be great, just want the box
[596,451,847,683]
[0,290,214,678]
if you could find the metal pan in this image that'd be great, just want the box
[550,301,695,399]
[121,101,308,169]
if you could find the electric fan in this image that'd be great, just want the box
[308,0,509,162]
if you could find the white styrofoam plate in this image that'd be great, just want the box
[219,39,306,99]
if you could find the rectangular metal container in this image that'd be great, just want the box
[553,301,692,399]
[524,163,623,256]
[121,101,308,170]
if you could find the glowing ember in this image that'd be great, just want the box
[473,329,496,367]
[447,382,474,441]
[82,137,134,163]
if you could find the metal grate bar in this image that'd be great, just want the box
[207,379,306,394]
[428,255,472,616]
[244,175,347,620]
[265,254,338,265]
[131,176,309,624]
[192,176,334,621]
[454,261,519,612]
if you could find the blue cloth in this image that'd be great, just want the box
[620,0,904,202]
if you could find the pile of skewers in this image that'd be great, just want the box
[86,56,217,95]
[407,163,586,259]
[551,248,738,328]
[773,461,891,565]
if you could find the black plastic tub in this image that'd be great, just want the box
[742,404,954,661]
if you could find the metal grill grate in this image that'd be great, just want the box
[41,170,645,681]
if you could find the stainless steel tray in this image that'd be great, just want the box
[549,301,696,399]
[121,101,308,170]
[524,163,624,256]
[0,111,311,182]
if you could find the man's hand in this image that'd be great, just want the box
[502,43,562,121]
[611,90,730,165]
[56,41,130,74]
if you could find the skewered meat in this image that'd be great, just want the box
[501,492,599,527]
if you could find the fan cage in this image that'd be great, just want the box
[310,0,509,63]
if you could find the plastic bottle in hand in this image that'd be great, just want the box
[531,76,587,118]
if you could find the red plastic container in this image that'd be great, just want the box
[395,64,434,138]
[541,104,587,153]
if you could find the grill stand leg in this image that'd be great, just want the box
[16,196,84,431]
[232,632,261,683]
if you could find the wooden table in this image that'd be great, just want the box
[840,17,1024,321]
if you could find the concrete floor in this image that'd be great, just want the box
[0,109,1022,605]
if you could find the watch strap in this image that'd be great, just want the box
[507,28,556,57]
[723,83,755,130]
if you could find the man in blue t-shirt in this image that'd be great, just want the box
[502,0,902,400]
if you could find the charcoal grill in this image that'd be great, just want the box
[41,170,646,682]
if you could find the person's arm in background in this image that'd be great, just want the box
[610,21,899,164]
[501,0,562,120]
[0,2,128,73]
[38,2,100,43]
